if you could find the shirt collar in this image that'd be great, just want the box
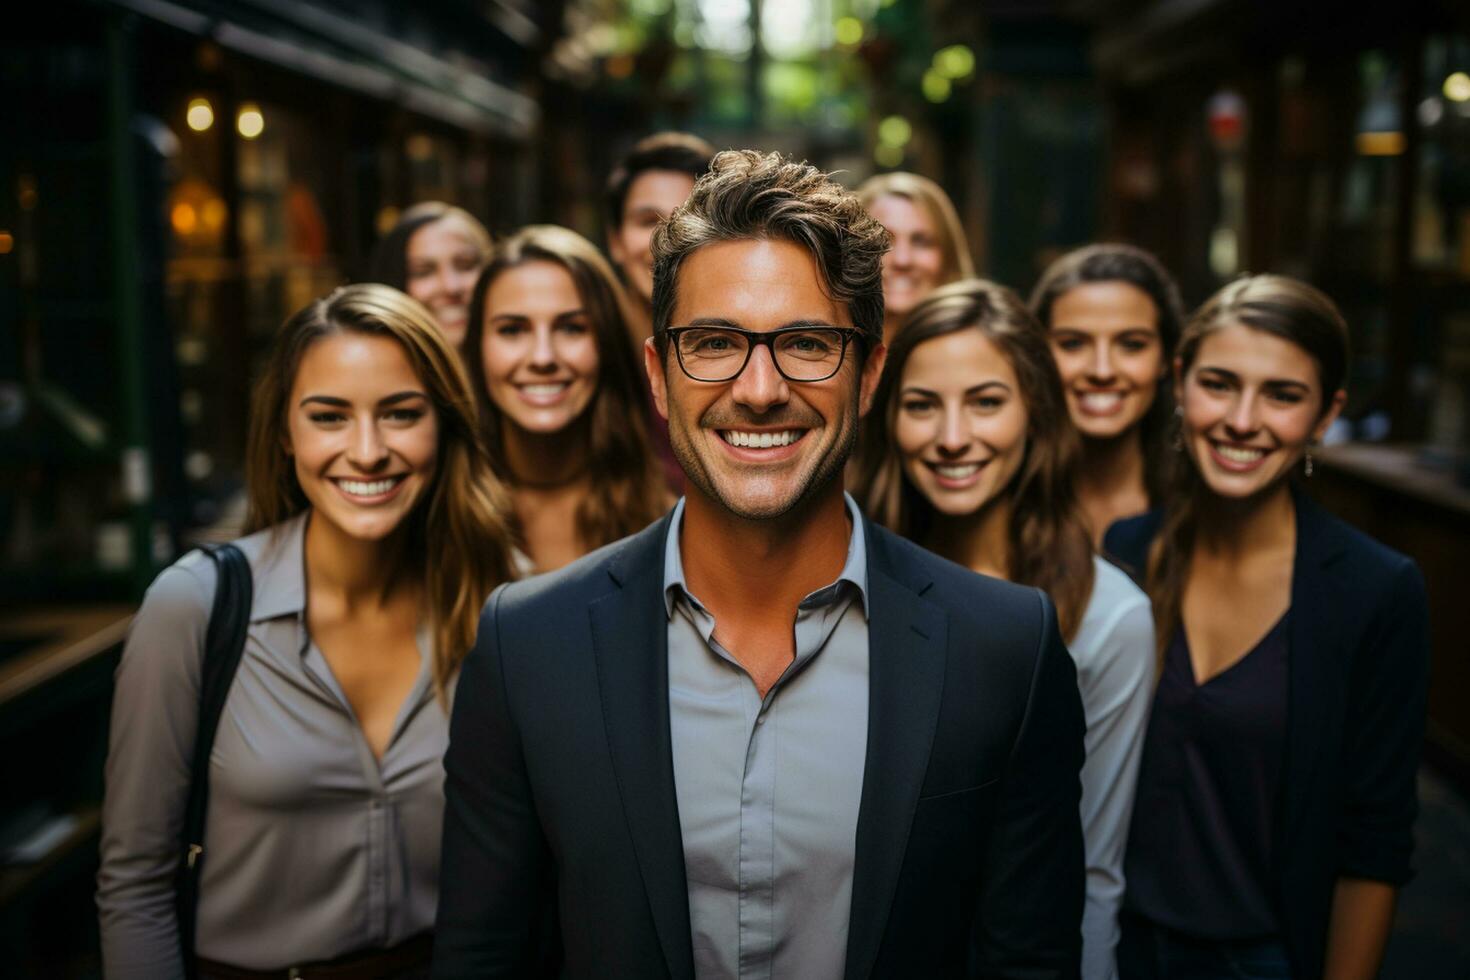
[662,493,869,621]
[246,510,309,622]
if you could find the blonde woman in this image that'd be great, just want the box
[99,285,517,978]
[857,171,975,344]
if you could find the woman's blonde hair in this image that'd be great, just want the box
[245,283,517,698]
[856,171,976,286]
[853,279,1094,641]
[464,225,669,553]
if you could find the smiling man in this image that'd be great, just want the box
[433,151,1087,980]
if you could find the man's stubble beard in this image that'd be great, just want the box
[666,387,860,523]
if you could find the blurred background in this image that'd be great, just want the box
[2,0,1469,974]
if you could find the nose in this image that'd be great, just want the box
[936,405,970,457]
[347,417,389,470]
[1086,344,1116,383]
[529,324,558,373]
[1224,391,1260,436]
[729,343,790,414]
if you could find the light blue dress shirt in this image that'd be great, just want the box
[663,494,870,980]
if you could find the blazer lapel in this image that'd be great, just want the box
[589,516,695,980]
[1282,490,1349,847]
[845,529,948,980]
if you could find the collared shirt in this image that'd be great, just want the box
[663,494,870,980]
[98,512,447,977]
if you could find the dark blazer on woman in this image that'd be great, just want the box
[432,512,1087,979]
[1104,488,1430,980]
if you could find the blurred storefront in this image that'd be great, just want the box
[1085,0,1470,781]
[2,0,543,604]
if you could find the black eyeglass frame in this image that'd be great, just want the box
[664,324,867,384]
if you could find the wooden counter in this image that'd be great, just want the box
[1313,444,1470,790]
[0,605,132,709]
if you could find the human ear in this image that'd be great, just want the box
[1313,389,1348,443]
[644,337,670,422]
[857,343,888,418]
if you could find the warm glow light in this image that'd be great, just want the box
[923,69,951,103]
[236,104,265,140]
[0,232,13,255]
[171,202,198,234]
[376,206,401,236]
[1356,131,1406,156]
[201,198,228,231]
[186,98,214,132]
[606,53,635,79]
[1444,72,1470,103]
[878,115,912,147]
[834,17,863,46]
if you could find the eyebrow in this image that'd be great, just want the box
[489,309,588,322]
[682,317,843,330]
[298,391,428,408]
[1196,366,1312,390]
[1051,325,1157,335]
[901,381,1013,398]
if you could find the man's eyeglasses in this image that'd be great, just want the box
[665,325,863,383]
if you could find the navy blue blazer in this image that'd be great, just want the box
[433,511,1087,979]
[1104,489,1429,980]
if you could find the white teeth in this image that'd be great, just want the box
[722,429,800,448]
[935,463,980,479]
[1079,392,1123,410]
[1215,444,1265,463]
[521,383,568,396]
[337,478,399,496]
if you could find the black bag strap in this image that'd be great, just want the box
[174,542,253,974]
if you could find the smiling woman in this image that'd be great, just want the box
[856,172,975,346]
[852,278,1154,980]
[1106,275,1430,980]
[98,284,518,977]
[369,202,494,349]
[1029,244,1185,546]
[464,225,671,572]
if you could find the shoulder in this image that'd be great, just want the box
[1306,502,1418,584]
[490,517,669,625]
[135,547,219,630]
[1101,510,1162,584]
[868,522,1043,615]
[1072,556,1155,679]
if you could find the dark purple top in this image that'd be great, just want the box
[1125,613,1290,940]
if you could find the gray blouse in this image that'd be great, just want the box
[97,513,449,977]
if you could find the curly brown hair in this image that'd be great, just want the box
[650,149,891,353]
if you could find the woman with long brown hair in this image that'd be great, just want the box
[854,278,1154,980]
[1106,275,1429,980]
[1030,244,1185,546]
[464,225,670,572]
[99,284,517,977]
[856,171,975,345]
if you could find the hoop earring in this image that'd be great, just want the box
[1171,405,1184,452]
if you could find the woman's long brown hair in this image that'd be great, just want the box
[244,284,517,699]
[853,279,1095,641]
[463,225,669,554]
[1144,274,1350,661]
